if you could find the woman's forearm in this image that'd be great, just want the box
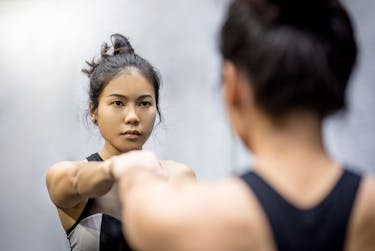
[46,160,115,208]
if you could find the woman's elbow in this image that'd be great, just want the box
[46,162,80,208]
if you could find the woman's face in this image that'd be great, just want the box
[94,68,157,155]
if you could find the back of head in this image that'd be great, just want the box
[220,0,358,118]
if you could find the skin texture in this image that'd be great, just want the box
[110,61,375,251]
[46,68,195,233]
[93,68,157,158]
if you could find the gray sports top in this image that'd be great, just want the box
[66,153,132,251]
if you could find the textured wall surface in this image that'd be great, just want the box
[0,0,373,250]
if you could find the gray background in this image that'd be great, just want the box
[0,0,373,250]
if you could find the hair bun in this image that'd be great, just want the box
[269,0,334,30]
[82,33,135,77]
[270,0,331,13]
[111,33,135,55]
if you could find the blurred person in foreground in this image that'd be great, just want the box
[107,0,375,250]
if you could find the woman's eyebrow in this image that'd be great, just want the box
[107,93,127,99]
[107,93,153,99]
[138,94,153,99]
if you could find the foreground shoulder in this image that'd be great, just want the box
[199,177,262,219]
[149,177,260,229]
[346,175,375,250]
[361,176,375,217]
[350,175,375,227]
[355,176,375,214]
[124,177,260,251]
[160,160,192,171]
[160,160,196,180]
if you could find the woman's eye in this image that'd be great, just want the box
[112,101,123,107]
[139,101,151,107]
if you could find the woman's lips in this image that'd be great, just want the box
[122,130,141,140]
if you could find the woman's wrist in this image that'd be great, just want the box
[102,159,115,181]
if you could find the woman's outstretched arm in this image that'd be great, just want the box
[46,160,114,209]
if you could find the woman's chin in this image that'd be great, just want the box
[117,144,143,154]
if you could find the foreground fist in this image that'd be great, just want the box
[109,150,162,179]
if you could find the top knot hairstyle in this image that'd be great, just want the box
[220,0,358,118]
[83,34,161,119]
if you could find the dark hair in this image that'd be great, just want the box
[83,33,162,121]
[220,0,357,118]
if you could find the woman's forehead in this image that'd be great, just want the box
[102,71,155,97]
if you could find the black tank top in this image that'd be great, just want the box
[240,168,361,251]
[66,153,132,251]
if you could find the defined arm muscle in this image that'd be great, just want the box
[46,160,114,209]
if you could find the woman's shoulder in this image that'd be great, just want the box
[46,160,84,177]
[358,175,375,217]
[160,160,196,181]
[348,170,375,216]
[345,174,375,250]
[160,160,193,171]
[48,152,98,172]
[46,159,88,178]
[130,176,268,250]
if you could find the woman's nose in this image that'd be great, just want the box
[125,106,139,125]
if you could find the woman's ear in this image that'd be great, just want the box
[222,60,255,143]
[89,103,97,124]
[222,61,254,110]
[222,61,240,108]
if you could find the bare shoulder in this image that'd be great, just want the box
[361,176,375,222]
[174,178,259,234]
[125,176,267,251]
[160,160,196,180]
[46,161,74,185]
[136,175,263,226]
[356,175,375,219]
[193,177,271,236]
[45,160,87,208]
[346,175,375,251]
[46,160,85,187]
[45,160,89,231]
[194,177,259,216]
[160,159,193,171]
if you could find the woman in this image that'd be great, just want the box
[46,34,195,251]
[108,1,375,251]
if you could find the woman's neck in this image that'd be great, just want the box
[250,111,335,173]
[247,111,342,207]
[99,142,142,160]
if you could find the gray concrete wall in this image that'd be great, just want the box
[0,0,373,250]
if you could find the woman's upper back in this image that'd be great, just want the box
[124,166,375,251]
[233,168,375,251]
[239,168,365,251]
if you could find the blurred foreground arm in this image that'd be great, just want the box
[111,151,254,251]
